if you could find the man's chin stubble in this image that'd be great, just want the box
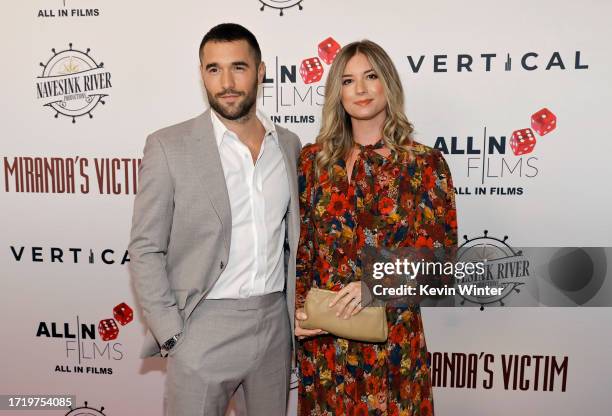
[212,100,254,123]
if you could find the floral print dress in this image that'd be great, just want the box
[296,139,458,416]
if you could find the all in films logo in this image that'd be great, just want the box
[434,107,558,197]
[37,0,101,18]
[35,302,133,375]
[261,36,340,125]
[36,43,111,123]
[258,0,303,16]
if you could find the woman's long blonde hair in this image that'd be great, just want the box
[315,40,414,177]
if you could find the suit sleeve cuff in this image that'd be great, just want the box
[147,308,184,347]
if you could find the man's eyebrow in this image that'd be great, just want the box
[205,61,250,70]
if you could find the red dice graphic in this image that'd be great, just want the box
[300,57,323,84]
[318,37,341,65]
[113,302,133,326]
[531,108,557,136]
[98,318,119,341]
[510,128,537,156]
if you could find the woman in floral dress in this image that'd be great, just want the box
[294,40,458,416]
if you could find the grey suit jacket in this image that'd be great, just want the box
[128,109,301,358]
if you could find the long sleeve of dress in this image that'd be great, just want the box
[295,145,317,309]
[433,149,458,249]
[430,150,459,293]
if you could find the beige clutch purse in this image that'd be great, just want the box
[301,288,388,342]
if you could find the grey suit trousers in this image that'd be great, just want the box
[164,292,291,416]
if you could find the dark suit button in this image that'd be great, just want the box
[220,261,224,269]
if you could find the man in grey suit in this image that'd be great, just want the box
[128,23,302,415]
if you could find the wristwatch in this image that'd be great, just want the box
[160,332,182,357]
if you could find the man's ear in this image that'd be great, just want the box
[258,61,266,84]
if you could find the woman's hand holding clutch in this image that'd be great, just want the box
[328,281,364,319]
[295,281,370,341]
[300,285,388,342]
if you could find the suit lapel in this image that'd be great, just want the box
[191,110,232,252]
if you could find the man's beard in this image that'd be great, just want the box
[207,82,258,121]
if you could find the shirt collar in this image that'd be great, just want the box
[210,108,278,148]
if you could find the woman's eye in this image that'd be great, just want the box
[342,79,352,85]
[367,73,378,80]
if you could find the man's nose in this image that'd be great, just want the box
[221,70,235,90]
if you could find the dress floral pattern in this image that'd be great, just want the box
[296,139,458,416]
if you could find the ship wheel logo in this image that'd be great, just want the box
[259,0,303,16]
[65,401,106,416]
[457,230,526,309]
[36,43,111,123]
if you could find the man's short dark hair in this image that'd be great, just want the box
[199,23,261,65]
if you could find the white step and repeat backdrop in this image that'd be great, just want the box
[2,1,612,415]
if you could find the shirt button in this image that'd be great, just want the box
[220,261,224,269]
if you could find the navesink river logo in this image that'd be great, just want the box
[258,0,303,16]
[65,401,106,416]
[457,231,528,309]
[36,43,111,123]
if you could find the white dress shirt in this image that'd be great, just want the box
[206,109,290,299]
